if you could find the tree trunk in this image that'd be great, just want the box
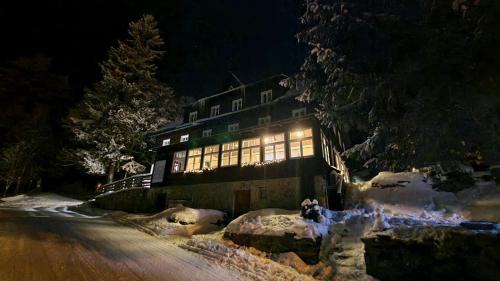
[15,176,22,194]
[107,162,117,184]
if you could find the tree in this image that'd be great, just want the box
[66,15,176,183]
[293,0,500,174]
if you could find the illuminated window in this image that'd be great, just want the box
[162,138,170,146]
[210,105,220,117]
[289,128,314,158]
[221,141,239,167]
[202,129,212,137]
[258,116,271,125]
[186,148,202,171]
[202,145,219,169]
[292,108,307,118]
[171,151,186,173]
[189,111,198,122]
[263,133,285,161]
[241,138,261,165]
[228,123,239,132]
[232,98,243,111]
[180,134,189,142]
[261,90,272,104]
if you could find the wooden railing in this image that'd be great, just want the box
[98,173,152,194]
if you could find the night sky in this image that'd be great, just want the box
[0,0,306,98]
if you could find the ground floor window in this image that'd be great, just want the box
[289,128,314,158]
[171,151,186,173]
[263,133,285,161]
[202,145,219,169]
[186,148,202,171]
[241,138,261,165]
[221,141,239,167]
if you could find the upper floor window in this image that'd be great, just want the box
[258,116,271,125]
[221,141,239,167]
[202,145,219,169]
[292,108,307,118]
[228,123,239,132]
[261,90,273,104]
[180,134,189,142]
[263,133,285,161]
[242,137,261,165]
[186,148,202,171]
[162,138,171,146]
[289,128,314,158]
[210,105,220,117]
[202,129,212,137]
[171,151,186,173]
[189,111,198,122]
[232,98,243,111]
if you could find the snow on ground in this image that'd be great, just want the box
[225,208,330,240]
[180,238,316,281]
[126,204,226,237]
[0,193,83,210]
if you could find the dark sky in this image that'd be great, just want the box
[0,0,306,98]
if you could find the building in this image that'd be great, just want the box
[149,75,349,215]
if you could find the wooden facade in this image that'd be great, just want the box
[149,75,349,212]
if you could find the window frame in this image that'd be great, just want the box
[241,137,261,165]
[210,105,220,117]
[180,134,189,142]
[162,138,171,146]
[232,98,243,111]
[292,108,307,118]
[189,111,198,122]
[289,128,314,158]
[202,129,212,138]
[186,147,203,172]
[171,150,187,173]
[202,144,219,169]
[260,90,273,104]
[221,141,239,167]
[228,123,239,132]
[263,133,286,161]
[258,116,271,125]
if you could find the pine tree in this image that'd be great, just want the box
[66,15,176,183]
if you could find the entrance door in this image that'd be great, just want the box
[233,189,251,217]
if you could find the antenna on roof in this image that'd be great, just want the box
[229,71,245,86]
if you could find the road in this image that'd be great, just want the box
[0,207,248,281]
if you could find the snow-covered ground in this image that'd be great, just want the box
[0,193,83,210]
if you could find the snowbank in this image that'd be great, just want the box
[0,193,83,210]
[129,205,225,236]
[225,208,331,240]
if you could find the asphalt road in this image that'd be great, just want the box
[0,208,247,281]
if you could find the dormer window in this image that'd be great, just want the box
[189,111,198,122]
[210,105,220,117]
[180,134,189,142]
[232,98,243,111]
[292,108,307,118]
[258,116,271,125]
[162,138,170,146]
[228,123,239,132]
[261,90,272,104]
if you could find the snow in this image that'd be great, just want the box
[0,193,83,209]
[127,204,226,236]
[225,208,331,240]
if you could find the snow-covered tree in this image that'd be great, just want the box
[66,15,176,183]
[293,0,500,174]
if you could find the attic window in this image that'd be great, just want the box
[292,108,307,118]
[210,105,220,117]
[261,90,272,104]
[180,134,189,142]
[162,138,171,146]
[189,111,198,122]
[232,98,243,111]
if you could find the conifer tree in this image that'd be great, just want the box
[67,15,176,183]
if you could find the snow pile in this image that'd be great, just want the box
[130,204,225,237]
[0,193,83,210]
[180,239,316,281]
[225,208,331,240]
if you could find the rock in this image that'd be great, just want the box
[362,226,500,281]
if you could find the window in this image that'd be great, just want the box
[241,137,261,165]
[162,138,170,146]
[258,116,271,125]
[186,148,202,171]
[171,151,186,173]
[263,133,285,161]
[261,90,272,104]
[221,141,239,167]
[210,105,220,117]
[321,131,332,165]
[180,134,189,142]
[228,123,239,132]
[202,145,219,169]
[189,111,198,122]
[151,160,166,183]
[232,98,243,111]
[292,108,307,118]
[202,129,212,137]
[289,128,314,158]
